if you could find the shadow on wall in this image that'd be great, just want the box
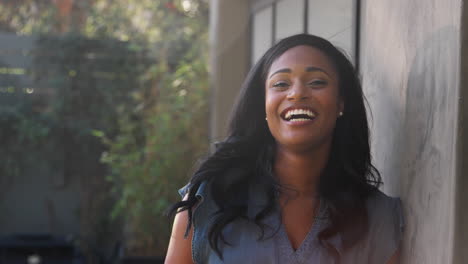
[399,26,459,262]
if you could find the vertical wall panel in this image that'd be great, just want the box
[252,6,273,64]
[454,2,468,262]
[360,0,461,263]
[210,0,250,141]
[275,0,304,41]
[308,0,355,60]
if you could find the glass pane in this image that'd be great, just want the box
[276,0,305,41]
[252,6,273,64]
[308,0,355,61]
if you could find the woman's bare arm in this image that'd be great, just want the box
[165,202,195,264]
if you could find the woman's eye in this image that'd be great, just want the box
[272,81,289,88]
[308,80,327,86]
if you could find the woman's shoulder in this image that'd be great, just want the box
[358,189,404,263]
[178,180,211,202]
[365,189,404,231]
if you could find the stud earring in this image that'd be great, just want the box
[339,111,343,116]
[265,117,268,121]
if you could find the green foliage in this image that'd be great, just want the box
[92,1,210,255]
[0,0,209,256]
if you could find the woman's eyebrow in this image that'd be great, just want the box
[306,66,330,77]
[269,66,330,79]
[269,68,291,79]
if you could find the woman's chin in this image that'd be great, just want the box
[275,133,333,153]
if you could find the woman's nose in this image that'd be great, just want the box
[287,83,308,101]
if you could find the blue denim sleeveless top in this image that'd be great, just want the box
[179,181,404,264]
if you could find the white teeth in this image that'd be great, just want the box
[284,109,316,120]
[290,118,310,122]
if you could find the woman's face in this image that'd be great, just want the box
[265,45,343,152]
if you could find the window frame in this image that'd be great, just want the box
[250,0,361,70]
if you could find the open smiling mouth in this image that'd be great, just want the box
[282,108,317,122]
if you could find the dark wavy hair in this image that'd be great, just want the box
[169,34,382,261]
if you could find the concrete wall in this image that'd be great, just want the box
[360,1,462,263]
[454,2,468,263]
[0,34,118,253]
[0,151,81,236]
[0,34,81,236]
[209,0,250,142]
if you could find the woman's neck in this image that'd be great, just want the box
[273,142,331,198]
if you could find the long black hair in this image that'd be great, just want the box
[169,34,382,260]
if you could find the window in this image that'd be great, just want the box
[308,0,355,61]
[251,0,358,65]
[275,0,305,42]
[252,6,273,64]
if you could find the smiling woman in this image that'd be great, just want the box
[165,34,403,264]
[265,45,343,153]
